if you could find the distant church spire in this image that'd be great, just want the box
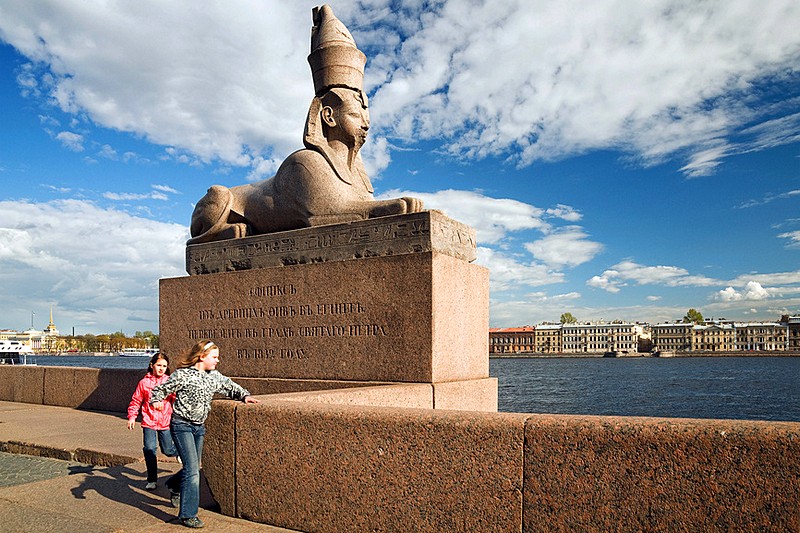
[45,306,59,335]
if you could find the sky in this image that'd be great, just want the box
[0,0,799,336]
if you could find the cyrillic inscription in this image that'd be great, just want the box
[189,282,388,362]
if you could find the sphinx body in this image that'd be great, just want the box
[188,146,423,243]
[187,6,423,245]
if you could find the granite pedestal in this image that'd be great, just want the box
[161,211,494,396]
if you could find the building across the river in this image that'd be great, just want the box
[0,308,60,353]
[490,316,800,355]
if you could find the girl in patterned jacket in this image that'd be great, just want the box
[150,340,259,529]
[127,352,178,490]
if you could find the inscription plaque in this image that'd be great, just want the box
[186,211,476,275]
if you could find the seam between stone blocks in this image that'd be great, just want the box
[519,415,532,533]
[232,402,239,518]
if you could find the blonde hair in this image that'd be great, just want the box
[178,340,217,369]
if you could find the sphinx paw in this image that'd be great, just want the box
[402,197,424,213]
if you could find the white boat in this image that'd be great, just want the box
[0,340,36,365]
[118,347,159,357]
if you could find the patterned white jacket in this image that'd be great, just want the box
[150,367,250,424]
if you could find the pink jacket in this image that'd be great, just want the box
[127,373,174,430]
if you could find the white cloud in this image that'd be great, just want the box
[1,1,797,177]
[152,184,179,194]
[738,189,800,209]
[728,270,800,287]
[545,204,582,222]
[678,143,731,178]
[0,1,312,167]
[55,131,84,151]
[587,274,622,294]
[778,230,800,248]
[476,247,562,292]
[589,260,720,293]
[367,0,800,175]
[524,227,602,268]
[377,189,548,244]
[716,281,772,302]
[0,200,187,333]
[103,191,168,201]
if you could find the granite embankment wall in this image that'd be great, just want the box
[1,365,798,532]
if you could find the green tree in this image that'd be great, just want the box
[560,312,578,324]
[683,308,704,324]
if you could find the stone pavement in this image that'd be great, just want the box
[0,401,300,532]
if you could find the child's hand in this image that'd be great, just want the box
[126,419,136,430]
[244,396,260,404]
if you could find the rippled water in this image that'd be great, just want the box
[32,355,800,422]
[490,356,800,422]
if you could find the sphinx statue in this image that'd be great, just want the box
[188,5,424,244]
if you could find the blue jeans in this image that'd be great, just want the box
[167,418,205,519]
[142,427,178,483]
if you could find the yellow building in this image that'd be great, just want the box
[534,324,562,354]
[562,322,639,354]
[692,324,736,352]
[651,323,693,353]
[735,322,786,351]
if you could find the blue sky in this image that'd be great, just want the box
[1,0,799,335]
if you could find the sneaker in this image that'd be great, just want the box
[145,482,157,491]
[170,490,181,508]
[181,517,204,528]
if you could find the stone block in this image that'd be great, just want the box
[432,378,498,412]
[203,400,238,516]
[0,366,45,404]
[522,415,800,532]
[43,367,98,408]
[161,251,488,383]
[229,377,391,396]
[274,383,433,409]
[186,211,476,275]
[42,367,141,412]
[233,400,526,532]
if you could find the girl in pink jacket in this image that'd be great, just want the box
[127,352,178,490]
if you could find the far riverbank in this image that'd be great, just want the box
[490,350,800,358]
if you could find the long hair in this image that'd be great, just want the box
[146,352,171,376]
[178,340,217,369]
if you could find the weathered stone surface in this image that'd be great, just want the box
[0,366,45,404]
[42,367,141,412]
[186,210,476,274]
[229,377,392,396]
[232,400,526,532]
[272,383,433,409]
[522,414,800,532]
[432,378,498,412]
[161,251,489,383]
[203,400,238,517]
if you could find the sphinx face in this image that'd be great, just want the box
[335,92,370,151]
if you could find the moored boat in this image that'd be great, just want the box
[0,340,36,365]
[118,347,159,357]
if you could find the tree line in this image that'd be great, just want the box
[51,330,159,353]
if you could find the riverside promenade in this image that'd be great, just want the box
[0,400,298,533]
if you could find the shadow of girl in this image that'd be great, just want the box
[69,463,179,524]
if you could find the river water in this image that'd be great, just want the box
[31,355,800,422]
